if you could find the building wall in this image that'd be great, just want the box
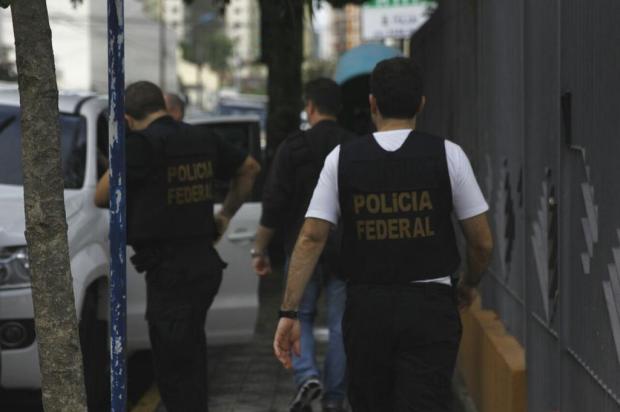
[0,3,91,91]
[88,0,178,93]
[0,0,178,93]
[225,0,260,64]
[411,1,620,411]
[345,5,362,50]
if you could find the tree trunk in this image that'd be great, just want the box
[259,0,304,162]
[10,1,87,411]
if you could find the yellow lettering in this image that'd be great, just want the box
[376,220,387,240]
[354,195,365,214]
[411,191,419,212]
[413,217,426,237]
[392,193,400,213]
[398,192,411,212]
[388,218,399,239]
[187,163,197,181]
[198,163,208,180]
[168,167,177,183]
[356,221,365,239]
[425,216,435,236]
[367,195,380,214]
[174,187,184,205]
[380,194,393,213]
[399,218,411,238]
[192,185,201,202]
[419,191,433,211]
[178,165,189,182]
[366,220,376,240]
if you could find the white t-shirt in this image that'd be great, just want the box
[305,129,489,286]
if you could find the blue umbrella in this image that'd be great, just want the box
[334,43,403,85]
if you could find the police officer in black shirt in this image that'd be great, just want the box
[253,78,355,412]
[273,58,493,411]
[95,81,260,411]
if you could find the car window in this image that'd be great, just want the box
[0,105,87,189]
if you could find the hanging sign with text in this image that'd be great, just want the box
[361,0,438,40]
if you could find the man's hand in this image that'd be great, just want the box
[94,169,110,208]
[273,318,301,369]
[457,279,478,310]
[214,212,230,243]
[252,255,272,276]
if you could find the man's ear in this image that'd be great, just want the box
[369,94,378,115]
[417,96,427,114]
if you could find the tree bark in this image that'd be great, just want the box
[10,1,87,411]
[259,0,304,162]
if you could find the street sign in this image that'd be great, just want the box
[361,0,437,40]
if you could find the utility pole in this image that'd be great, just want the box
[108,0,127,410]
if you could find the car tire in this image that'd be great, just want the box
[79,284,110,412]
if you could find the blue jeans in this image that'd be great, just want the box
[287,259,347,402]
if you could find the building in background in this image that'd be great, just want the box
[332,4,362,54]
[225,0,260,65]
[223,0,264,94]
[0,0,178,93]
[313,2,338,61]
[143,0,186,39]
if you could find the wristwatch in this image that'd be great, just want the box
[250,248,265,258]
[278,309,299,319]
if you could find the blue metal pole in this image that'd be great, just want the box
[108,0,126,411]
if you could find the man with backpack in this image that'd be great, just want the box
[252,78,355,412]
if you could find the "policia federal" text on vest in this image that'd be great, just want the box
[338,131,461,284]
[127,117,218,245]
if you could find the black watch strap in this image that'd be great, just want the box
[278,309,298,319]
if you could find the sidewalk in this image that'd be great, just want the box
[146,267,473,412]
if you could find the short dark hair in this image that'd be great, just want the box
[370,57,424,119]
[125,81,166,120]
[304,78,342,116]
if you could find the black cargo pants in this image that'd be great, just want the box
[138,242,225,412]
[342,282,462,412]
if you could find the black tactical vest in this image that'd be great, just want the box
[338,131,461,284]
[127,117,217,246]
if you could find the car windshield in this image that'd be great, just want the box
[0,105,87,189]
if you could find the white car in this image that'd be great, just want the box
[0,91,262,397]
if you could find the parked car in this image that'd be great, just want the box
[0,91,262,396]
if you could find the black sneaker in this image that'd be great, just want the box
[289,377,323,412]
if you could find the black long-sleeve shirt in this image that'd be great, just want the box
[260,120,356,254]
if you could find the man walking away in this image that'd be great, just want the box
[273,58,493,412]
[95,81,260,411]
[253,78,355,412]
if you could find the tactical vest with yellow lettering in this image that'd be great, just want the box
[338,131,460,284]
[127,117,217,245]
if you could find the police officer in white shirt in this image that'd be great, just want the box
[273,57,493,411]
